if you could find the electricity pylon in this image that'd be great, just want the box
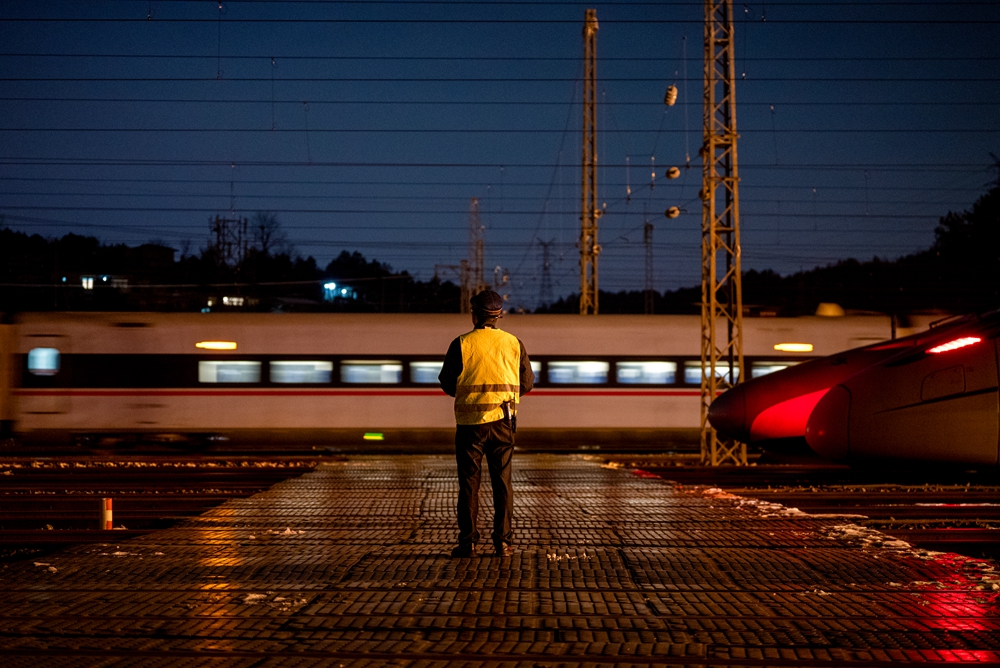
[468,198,486,296]
[580,8,600,315]
[700,0,746,465]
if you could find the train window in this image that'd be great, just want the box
[751,361,800,379]
[531,360,541,379]
[548,361,609,384]
[683,361,739,385]
[198,361,261,383]
[270,361,332,383]
[27,348,61,376]
[411,361,444,383]
[617,361,676,384]
[341,360,403,384]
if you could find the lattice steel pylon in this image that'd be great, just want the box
[580,8,600,315]
[468,197,486,295]
[700,0,746,465]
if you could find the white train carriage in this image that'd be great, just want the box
[0,312,930,448]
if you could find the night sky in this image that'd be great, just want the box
[1,0,998,310]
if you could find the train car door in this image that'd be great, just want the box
[0,324,14,433]
[22,334,71,415]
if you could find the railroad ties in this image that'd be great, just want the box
[1,454,999,665]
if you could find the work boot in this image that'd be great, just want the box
[450,544,477,558]
[494,543,514,558]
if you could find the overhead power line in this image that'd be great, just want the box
[1,97,995,108]
[1,53,993,62]
[1,127,992,134]
[3,17,996,25]
[4,75,995,82]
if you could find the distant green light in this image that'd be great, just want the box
[363,432,384,441]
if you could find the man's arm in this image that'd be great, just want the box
[438,337,463,397]
[519,340,534,396]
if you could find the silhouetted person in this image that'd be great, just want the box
[439,290,533,558]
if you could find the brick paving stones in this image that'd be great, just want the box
[1,454,998,666]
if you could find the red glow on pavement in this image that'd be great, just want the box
[749,388,830,440]
[907,551,1000,637]
[928,336,982,354]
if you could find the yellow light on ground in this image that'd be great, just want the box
[363,433,385,441]
[195,341,238,351]
[773,342,814,353]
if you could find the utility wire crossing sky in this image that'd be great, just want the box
[1,0,998,310]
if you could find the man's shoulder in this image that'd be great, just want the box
[465,327,519,342]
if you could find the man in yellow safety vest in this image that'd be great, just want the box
[439,289,534,558]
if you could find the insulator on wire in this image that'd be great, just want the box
[664,207,681,219]
[665,166,681,180]
[664,85,678,106]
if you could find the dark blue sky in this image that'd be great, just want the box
[1,0,998,310]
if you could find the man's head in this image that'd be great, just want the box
[470,289,504,326]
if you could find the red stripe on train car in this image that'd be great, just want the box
[14,388,702,397]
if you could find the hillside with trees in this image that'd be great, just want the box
[2,186,997,315]
[540,185,1000,316]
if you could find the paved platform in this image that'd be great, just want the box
[1,454,999,666]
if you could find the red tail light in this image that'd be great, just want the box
[927,337,982,354]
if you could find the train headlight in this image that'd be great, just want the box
[195,341,238,351]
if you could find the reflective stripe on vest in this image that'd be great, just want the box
[454,328,521,425]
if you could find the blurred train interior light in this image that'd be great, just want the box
[198,361,261,383]
[270,361,333,383]
[927,337,982,354]
[773,342,814,352]
[27,348,60,376]
[195,341,238,350]
[363,433,385,441]
[411,361,445,383]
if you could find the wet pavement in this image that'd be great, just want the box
[1,454,999,666]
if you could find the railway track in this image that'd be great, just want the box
[610,454,1000,561]
[0,455,320,556]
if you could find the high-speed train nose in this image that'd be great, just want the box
[804,385,851,462]
[707,385,747,440]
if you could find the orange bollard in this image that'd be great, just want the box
[100,497,113,530]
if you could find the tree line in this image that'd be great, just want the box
[2,185,997,315]
[539,185,999,316]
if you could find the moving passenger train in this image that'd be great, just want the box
[709,309,1000,466]
[0,311,931,449]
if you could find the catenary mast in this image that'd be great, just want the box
[700,0,746,465]
[580,9,600,315]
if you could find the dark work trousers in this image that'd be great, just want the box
[455,418,514,549]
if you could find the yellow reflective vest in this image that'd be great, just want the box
[454,327,521,425]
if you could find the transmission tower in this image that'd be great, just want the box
[579,8,600,315]
[700,0,746,465]
[644,220,654,314]
[210,215,249,266]
[468,198,486,296]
